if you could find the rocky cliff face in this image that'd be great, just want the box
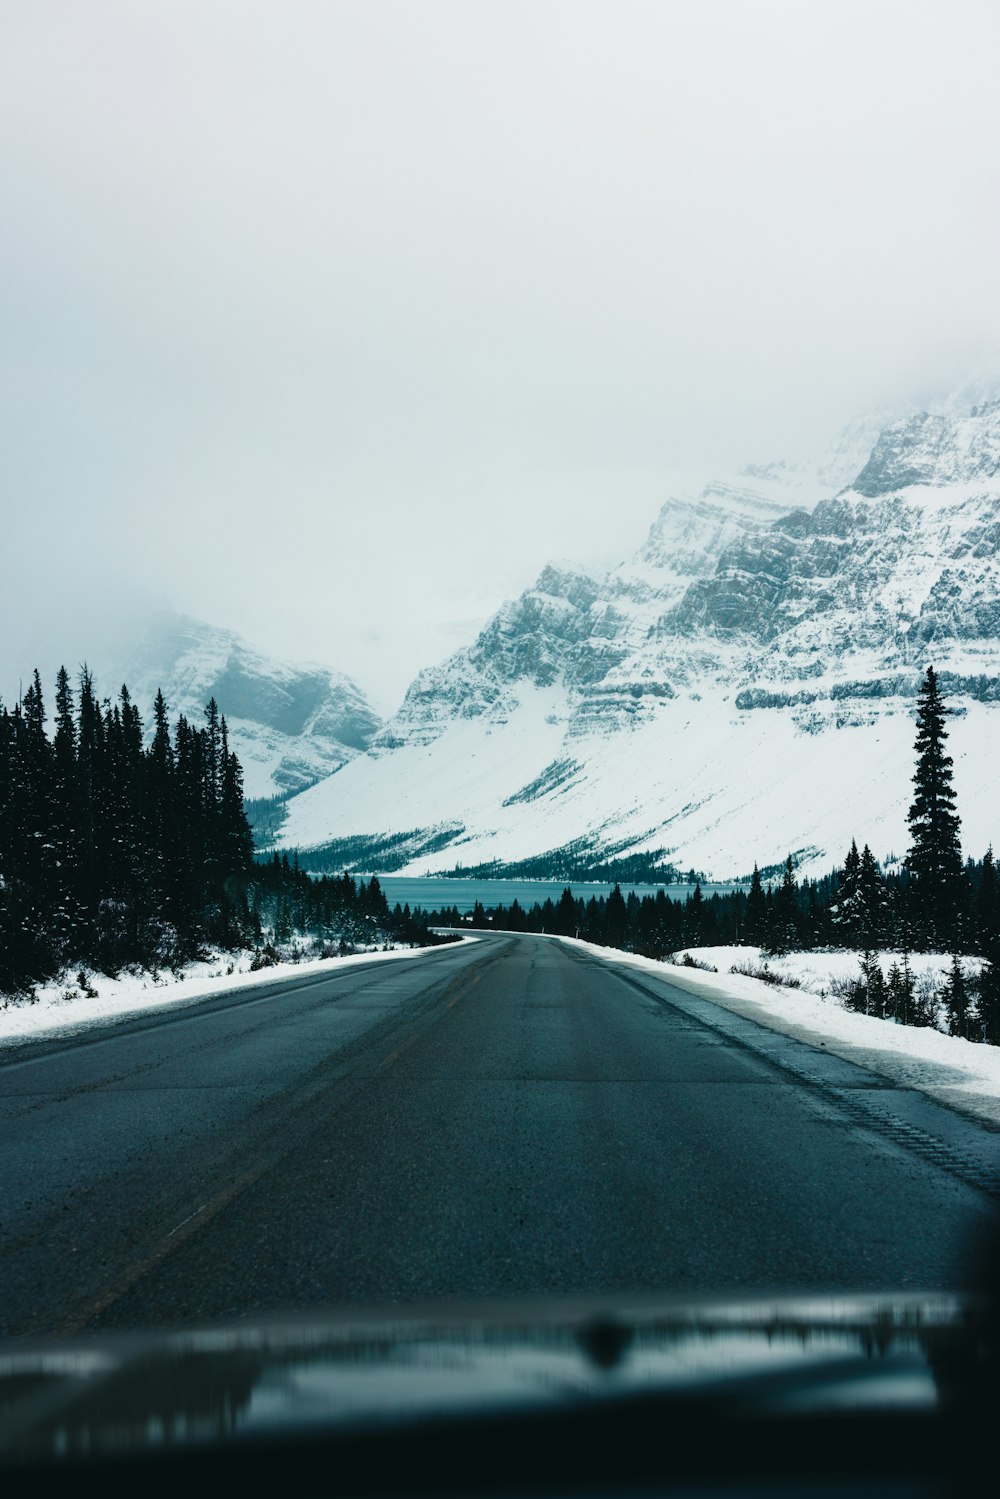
[93,612,382,799]
[660,403,1000,661]
[852,403,1000,496]
[279,397,1000,877]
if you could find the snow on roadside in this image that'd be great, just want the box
[555,937,1000,1129]
[0,942,464,1050]
[675,946,983,996]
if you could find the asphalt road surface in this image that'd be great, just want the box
[1,933,998,1337]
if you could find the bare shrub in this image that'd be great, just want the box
[730,960,802,989]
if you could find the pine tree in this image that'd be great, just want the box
[979,940,1000,1045]
[895,950,917,1026]
[50,666,83,958]
[605,884,629,948]
[0,702,25,990]
[942,955,971,1039]
[217,718,254,945]
[976,846,999,952]
[886,959,906,1021]
[555,886,578,937]
[831,839,862,945]
[857,844,888,950]
[744,864,767,946]
[905,666,964,950]
[685,881,705,947]
[862,950,888,1019]
[770,855,798,954]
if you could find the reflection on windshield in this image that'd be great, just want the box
[0,1295,970,1461]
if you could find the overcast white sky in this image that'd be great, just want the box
[2,1,999,712]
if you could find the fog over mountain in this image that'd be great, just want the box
[3,4,1000,707]
[89,613,383,800]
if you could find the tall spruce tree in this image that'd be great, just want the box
[979,940,1000,1045]
[857,844,888,951]
[942,955,971,1039]
[744,864,767,946]
[50,666,83,957]
[905,666,964,950]
[772,855,798,953]
[976,846,999,951]
[831,839,862,945]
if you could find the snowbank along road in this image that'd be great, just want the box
[1,934,998,1338]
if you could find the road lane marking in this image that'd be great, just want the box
[55,1155,287,1335]
[42,949,505,1335]
[165,1203,210,1238]
[383,1034,419,1067]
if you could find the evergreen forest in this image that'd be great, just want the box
[0,667,437,995]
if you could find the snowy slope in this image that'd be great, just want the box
[279,397,1000,877]
[91,612,382,799]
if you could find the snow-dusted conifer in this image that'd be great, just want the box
[831,840,862,946]
[905,666,964,949]
[942,955,971,1039]
[744,863,767,945]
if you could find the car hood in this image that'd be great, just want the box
[0,1291,990,1464]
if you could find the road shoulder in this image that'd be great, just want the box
[553,935,1000,1131]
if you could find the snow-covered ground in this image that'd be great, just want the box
[277,672,999,885]
[0,943,458,1049]
[674,946,983,997]
[555,939,1000,1129]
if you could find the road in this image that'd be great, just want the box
[1,933,998,1337]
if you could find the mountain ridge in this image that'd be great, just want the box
[277,391,1000,879]
[89,611,383,800]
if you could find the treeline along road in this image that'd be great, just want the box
[1,934,998,1337]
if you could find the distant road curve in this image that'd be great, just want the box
[1,933,997,1337]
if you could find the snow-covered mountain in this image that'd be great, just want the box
[90,613,382,799]
[278,397,1000,878]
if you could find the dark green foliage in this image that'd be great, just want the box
[885,954,918,1026]
[841,951,888,1017]
[905,666,965,948]
[830,839,862,944]
[244,794,290,852]
[247,859,434,953]
[770,856,799,953]
[438,845,698,885]
[831,841,889,950]
[554,886,579,936]
[0,668,255,989]
[862,950,888,1019]
[299,827,466,875]
[942,955,972,1040]
[976,847,999,949]
[0,663,442,995]
[857,845,889,949]
[743,864,767,945]
[978,941,1000,1045]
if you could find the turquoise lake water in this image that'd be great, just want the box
[370,877,744,914]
